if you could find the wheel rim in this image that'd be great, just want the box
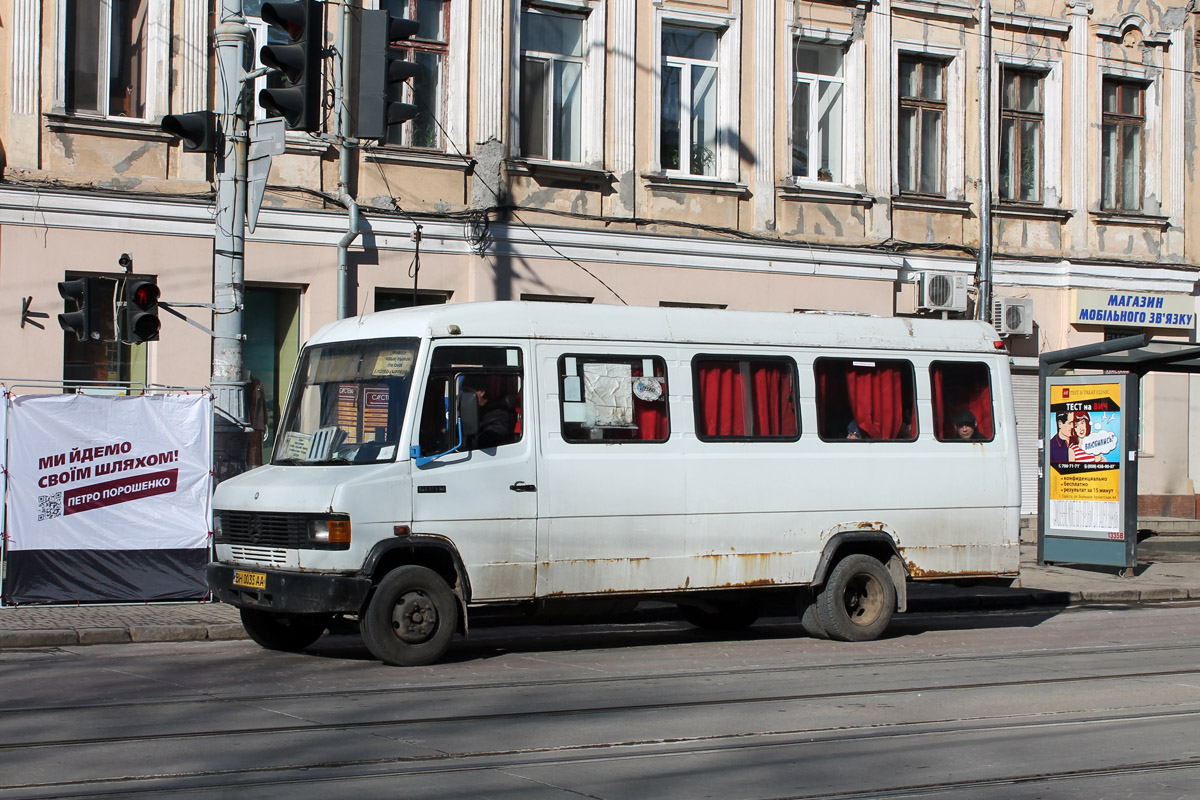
[391,590,438,643]
[842,572,885,627]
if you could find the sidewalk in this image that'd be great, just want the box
[3,549,1199,650]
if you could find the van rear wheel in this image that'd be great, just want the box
[796,591,829,639]
[814,554,896,642]
[362,566,458,666]
[239,609,328,652]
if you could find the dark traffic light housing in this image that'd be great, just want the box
[162,110,216,153]
[122,278,161,343]
[350,8,421,141]
[57,278,106,340]
[259,0,323,132]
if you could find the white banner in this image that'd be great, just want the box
[5,393,212,551]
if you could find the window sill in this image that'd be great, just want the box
[1090,210,1171,229]
[364,147,475,172]
[642,172,748,197]
[778,181,874,206]
[45,113,173,142]
[992,204,1073,221]
[507,159,614,186]
[892,195,973,215]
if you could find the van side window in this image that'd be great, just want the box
[559,355,669,443]
[693,356,799,441]
[931,361,994,441]
[418,346,523,454]
[815,358,916,441]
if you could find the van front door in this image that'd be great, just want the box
[411,342,537,600]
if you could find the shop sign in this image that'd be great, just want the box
[1072,289,1195,330]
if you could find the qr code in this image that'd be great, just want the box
[38,493,63,521]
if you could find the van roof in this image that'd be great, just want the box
[307,301,1004,354]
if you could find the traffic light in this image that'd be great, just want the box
[350,8,421,141]
[258,0,323,132]
[58,278,106,342]
[162,110,215,153]
[122,278,161,344]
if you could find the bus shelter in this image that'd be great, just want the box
[1039,334,1200,569]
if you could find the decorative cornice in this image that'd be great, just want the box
[993,12,1072,37]
[44,114,174,142]
[891,0,975,23]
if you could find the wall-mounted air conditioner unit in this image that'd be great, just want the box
[993,296,1034,336]
[918,272,969,312]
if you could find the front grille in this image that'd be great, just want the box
[229,545,289,566]
[217,512,308,548]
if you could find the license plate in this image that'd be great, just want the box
[232,570,267,590]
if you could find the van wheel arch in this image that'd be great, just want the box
[361,536,471,635]
[812,530,908,615]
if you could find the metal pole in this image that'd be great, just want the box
[211,0,252,481]
[337,0,362,319]
[977,0,993,323]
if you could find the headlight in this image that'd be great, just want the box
[309,517,351,545]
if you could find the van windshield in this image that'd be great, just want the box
[273,338,420,465]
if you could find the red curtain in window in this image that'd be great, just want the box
[698,364,746,436]
[932,367,994,439]
[845,365,903,440]
[751,364,797,437]
[631,365,668,440]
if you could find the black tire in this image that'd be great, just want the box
[814,554,896,642]
[239,608,328,652]
[362,566,458,666]
[797,591,829,639]
[680,597,763,631]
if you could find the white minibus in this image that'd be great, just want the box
[208,302,1020,665]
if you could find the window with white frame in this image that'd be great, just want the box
[660,25,720,176]
[382,0,448,149]
[999,68,1044,203]
[897,55,945,195]
[520,8,585,162]
[64,0,148,117]
[792,42,844,183]
[1101,77,1145,212]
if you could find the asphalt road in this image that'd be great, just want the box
[3,602,1200,799]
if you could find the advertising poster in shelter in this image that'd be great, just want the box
[3,393,212,604]
[1046,381,1124,538]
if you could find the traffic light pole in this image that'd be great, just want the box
[337,0,361,320]
[211,0,252,481]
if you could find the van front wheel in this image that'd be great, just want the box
[362,566,458,666]
[815,555,896,642]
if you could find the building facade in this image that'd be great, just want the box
[1,0,1198,513]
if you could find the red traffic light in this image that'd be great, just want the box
[131,282,160,308]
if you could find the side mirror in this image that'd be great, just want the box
[458,390,480,438]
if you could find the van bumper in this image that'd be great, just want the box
[207,563,372,615]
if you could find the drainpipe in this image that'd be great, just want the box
[977,0,993,323]
[337,0,361,319]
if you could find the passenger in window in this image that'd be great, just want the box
[462,375,517,450]
[954,410,984,440]
[847,420,868,440]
